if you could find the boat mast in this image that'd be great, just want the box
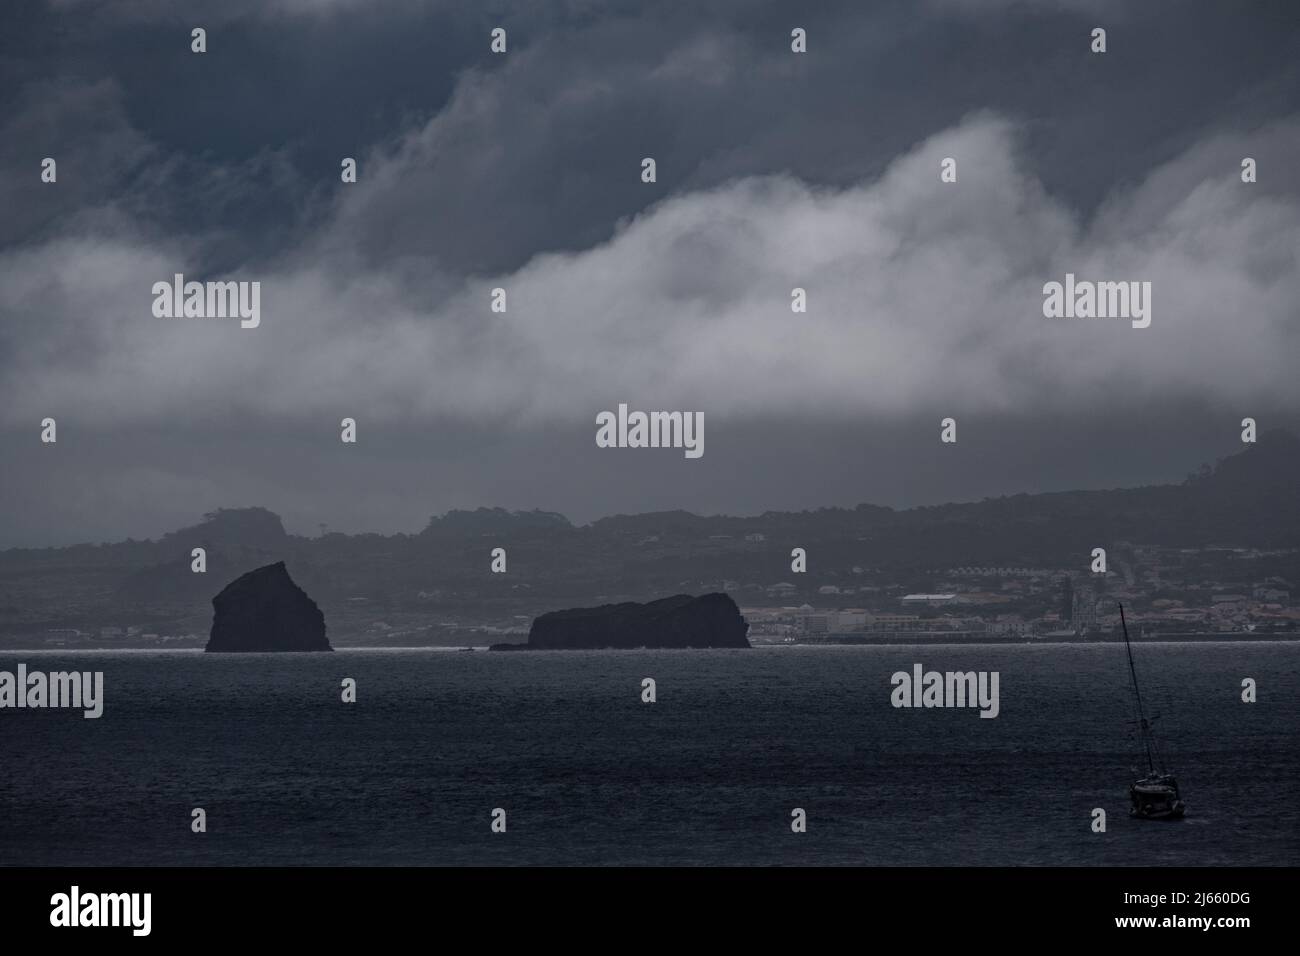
[1119,603,1155,776]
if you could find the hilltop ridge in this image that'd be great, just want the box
[2,433,1297,646]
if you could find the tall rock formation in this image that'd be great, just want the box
[205,562,331,652]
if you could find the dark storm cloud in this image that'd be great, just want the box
[298,0,1300,275]
[0,78,154,245]
[0,0,1297,547]
[11,1,1297,272]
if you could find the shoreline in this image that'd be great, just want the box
[0,636,1297,654]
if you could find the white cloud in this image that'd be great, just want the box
[3,112,1297,429]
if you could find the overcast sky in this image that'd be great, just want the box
[1,0,1297,547]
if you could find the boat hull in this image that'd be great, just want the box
[1130,779,1186,820]
[1130,802,1186,820]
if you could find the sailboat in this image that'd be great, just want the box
[1119,603,1185,820]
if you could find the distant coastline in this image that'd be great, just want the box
[761,632,1300,646]
[2,634,1297,653]
[4,435,1298,653]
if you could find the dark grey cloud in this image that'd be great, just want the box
[0,0,1297,547]
[10,1,1297,271]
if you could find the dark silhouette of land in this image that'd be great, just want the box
[495,593,750,650]
[1,431,1297,647]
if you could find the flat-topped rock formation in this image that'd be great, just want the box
[498,593,750,650]
[205,562,331,652]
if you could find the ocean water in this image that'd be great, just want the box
[1,643,1296,866]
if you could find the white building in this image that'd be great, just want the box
[900,593,958,607]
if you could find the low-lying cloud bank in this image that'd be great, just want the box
[2,110,1297,429]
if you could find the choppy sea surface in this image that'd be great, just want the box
[2,643,1296,866]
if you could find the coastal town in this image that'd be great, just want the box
[740,552,1298,644]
